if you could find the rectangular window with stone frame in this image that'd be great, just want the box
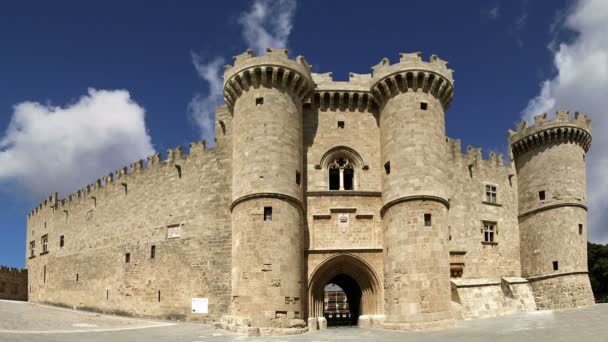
[29,241,35,258]
[483,221,496,243]
[41,234,48,254]
[485,184,497,203]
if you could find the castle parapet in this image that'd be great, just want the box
[370,52,454,109]
[223,48,314,111]
[311,72,375,112]
[509,110,592,157]
[27,139,212,219]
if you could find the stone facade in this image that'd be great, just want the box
[25,48,595,335]
[0,266,27,301]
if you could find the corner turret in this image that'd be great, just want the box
[510,110,594,310]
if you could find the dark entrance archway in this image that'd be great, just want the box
[324,274,362,326]
[309,254,382,326]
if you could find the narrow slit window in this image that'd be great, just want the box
[539,191,546,201]
[579,224,583,235]
[60,235,64,248]
[175,164,182,179]
[264,207,272,221]
[384,161,391,175]
[158,290,161,302]
[337,121,345,129]
[424,213,432,227]
[43,265,46,283]
[296,171,301,186]
[125,253,131,263]
[151,245,156,259]
[553,261,559,271]
[420,102,428,110]
[76,273,79,282]
[256,97,264,106]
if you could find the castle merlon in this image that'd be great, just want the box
[509,110,592,157]
[370,52,455,109]
[0,266,27,275]
[28,139,210,218]
[223,48,315,110]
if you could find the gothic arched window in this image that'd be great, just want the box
[328,157,355,191]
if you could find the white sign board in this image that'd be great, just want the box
[192,298,209,314]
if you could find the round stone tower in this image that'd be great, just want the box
[510,110,595,309]
[222,48,314,334]
[371,52,455,329]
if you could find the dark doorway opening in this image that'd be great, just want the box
[323,274,362,327]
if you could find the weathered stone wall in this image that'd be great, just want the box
[451,278,536,319]
[230,199,305,327]
[306,196,382,250]
[0,266,27,301]
[528,273,595,310]
[446,140,522,278]
[382,201,453,329]
[25,108,233,322]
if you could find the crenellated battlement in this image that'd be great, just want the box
[446,138,506,168]
[310,72,375,112]
[464,145,506,168]
[0,266,27,276]
[223,48,315,111]
[27,139,212,219]
[509,110,592,157]
[370,52,455,109]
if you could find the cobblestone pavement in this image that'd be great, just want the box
[1,300,607,342]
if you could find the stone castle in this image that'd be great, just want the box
[25,48,595,335]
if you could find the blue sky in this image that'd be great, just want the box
[1,0,607,268]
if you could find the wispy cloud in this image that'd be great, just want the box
[522,0,608,243]
[0,89,154,200]
[508,1,529,47]
[188,54,225,144]
[188,0,298,141]
[238,0,297,55]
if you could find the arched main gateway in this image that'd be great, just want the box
[308,254,383,327]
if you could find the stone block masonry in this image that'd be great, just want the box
[24,48,595,336]
[0,266,27,301]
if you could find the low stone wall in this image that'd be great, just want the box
[0,266,28,301]
[451,277,536,319]
[528,272,594,310]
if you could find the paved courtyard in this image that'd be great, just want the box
[1,300,607,341]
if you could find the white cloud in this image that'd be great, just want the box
[188,54,225,143]
[0,88,155,200]
[188,0,297,140]
[238,0,297,55]
[522,0,608,243]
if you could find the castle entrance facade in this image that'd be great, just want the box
[307,253,384,329]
